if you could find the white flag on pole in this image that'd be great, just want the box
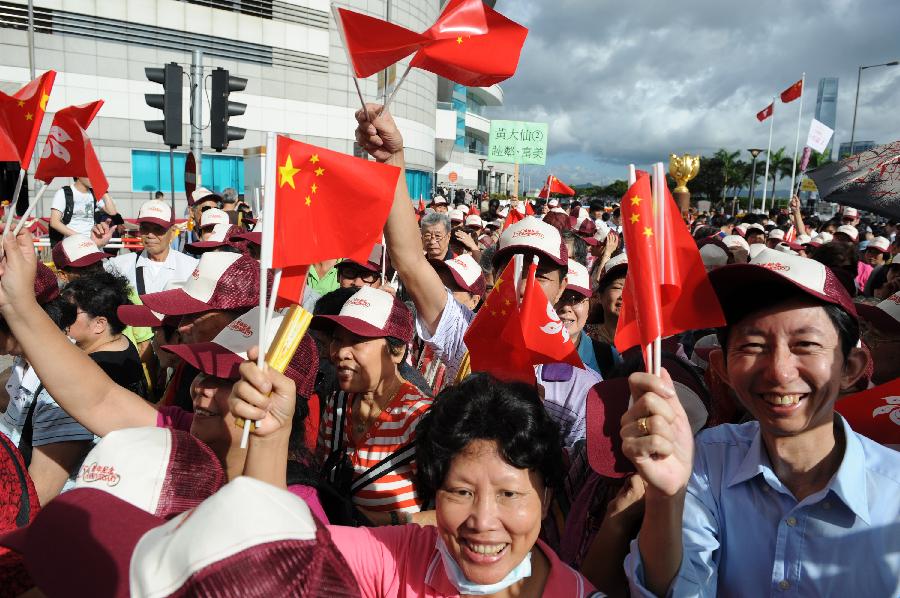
[806,118,834,154]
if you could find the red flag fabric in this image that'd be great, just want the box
[784,224,796,243]
[35,101,108,198]
[410,2,528,87]
[539,175,576,197]
[501,206,524,231]
[467,204,480,216]
[518,259,583,368]
[780,79,803,103]
[274,265,309,310]
[0,70,56,165]
[463,260,535,384]
[272,135,400,267]
[615,179,726,352]
[835,378,900,446]
[756,103,774,122]
[418,198,426,214]
[524,201,535,215]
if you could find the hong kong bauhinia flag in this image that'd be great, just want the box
[517,258,583,368]
[0,70,56,165]
[835,378,900,446]
[780,79,803,103]
[756,103,774,122]
[35,100,109,198]
[272,135,400,267]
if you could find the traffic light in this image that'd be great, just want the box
[144,62,183,148]
[210,68,247,152]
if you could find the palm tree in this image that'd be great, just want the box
[776,156,795,201]
[766,147,787,199]
[714,149,741,203]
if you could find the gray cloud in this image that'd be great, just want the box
[490,0,900,185]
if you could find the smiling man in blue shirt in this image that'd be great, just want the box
[619,248,900,597]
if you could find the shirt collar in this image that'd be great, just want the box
[137,250,176,270]
[726,416,871,524]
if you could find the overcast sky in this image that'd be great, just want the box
[490,0,900,189]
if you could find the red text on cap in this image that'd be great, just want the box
[348,297,371,308]
[80,462,121,487]
[511,229,545,240]
[228,320,253,338]
[759,262,790,272]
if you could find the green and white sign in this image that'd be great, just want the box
[488,120,548,165]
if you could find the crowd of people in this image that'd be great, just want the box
[0,104,897,598]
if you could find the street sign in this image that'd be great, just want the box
[488,120,548,165]
[448,171,458,183]
[184,152,197,201]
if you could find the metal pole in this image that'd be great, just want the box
[849,66,862,156]
[788,73,806,201]
[747,155,758,214]
[191,50,204,188]
[168,147,176,214]
[760,96,775,213]
[382,0,392,104]
[27,1,35,79]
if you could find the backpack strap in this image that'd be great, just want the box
[134,252,146,295]
[350,442,417,495]
[61,186,74,224]
[18,383,44,468]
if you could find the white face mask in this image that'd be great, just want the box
[435,535,532,596]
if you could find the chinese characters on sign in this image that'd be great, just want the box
[488,120,549,165]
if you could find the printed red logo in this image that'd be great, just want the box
[759,262,790,272]
[887,295,900,306]
[512,229,545,240]
[347,298,371,308]
[191,268,201,279]
[78,241,94,249]
[80,462,121,487]
[228,319,253,338]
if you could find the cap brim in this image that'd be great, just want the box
[231,232,261,245]
[66,252,107,268]
[855,303,900,335]
[186,241,229,251]
[161,342,243,380]
[340,259,380,273]
[493,244,567,268]
[0,488,161,598]
[136,217,173,229]
[117,304,163,327]
[567,284,592,298]
[428,259,482,295]
[579,234,600,246]
[586,379,634,478]
[141,288,213,316]
[310,315,391,340]
[598,264,628,288]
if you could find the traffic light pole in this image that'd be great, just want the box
[191,50,204,189]
[169,148,175,214]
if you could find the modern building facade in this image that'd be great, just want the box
[0,0,516,219]
[814,77,838,157]
[838,140,876,159]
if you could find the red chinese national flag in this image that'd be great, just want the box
[756,103,774,122]
[835,378,900,446]
[518,259,583,368]
[780,79,803,103]
[463,259,535,384]
[540,175,576,197]
[274,265,309,309]
[410,2,528,87]
[334,7,427,78]
[272,135,400,267]
[614,176,663,352]
[35,101,108,198]
[0,70,56,165]
[501,205,524,231]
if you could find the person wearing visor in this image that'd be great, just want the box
[104,199,198,295]
[187,187,223,243]
[620,248,899,597]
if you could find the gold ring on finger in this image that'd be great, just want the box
[638,417,650,436]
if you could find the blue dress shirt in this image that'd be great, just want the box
[625,415,900,597]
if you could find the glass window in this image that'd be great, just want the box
[131,150,243,193]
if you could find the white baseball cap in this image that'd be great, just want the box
[136,199,174,229]
[191,187,221,205]
[448,208,465,223]
[431,253,486,296]
[598,253,628,287]
[311,285,414,343]
[867,236,891,253]
[748,243,768,260]
[465,214,484,229]
[199,208,230,229]
[700,243,729,271]
[835,224,859,242]
[548,198,559,208]
[808,231,833,247]
[495,215,568,267]
[565,259,592,297]
[842,207,859,218]
[768,228,785,240]
[430,195,447,206]
[856,292,900,334]
[797,234,812,245]
[52,234,106,269]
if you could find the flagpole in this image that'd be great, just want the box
[544,174,551,200]
[760,96,775,213]
[11,182,48,236]
[788,73,805,206]
[381,63,412,115]
[3,169,26,237]
[265,268,283,333]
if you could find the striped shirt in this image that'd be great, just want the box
[317,382,432,513]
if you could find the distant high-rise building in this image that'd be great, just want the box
[839,140,876,159]
[815,78,838,157]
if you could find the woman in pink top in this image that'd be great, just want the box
[233,367,598,597]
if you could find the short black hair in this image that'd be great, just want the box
[61,270,132,335]
[589,199,604,212]
[415,373,563,504]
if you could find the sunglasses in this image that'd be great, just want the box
[338,265,379,284]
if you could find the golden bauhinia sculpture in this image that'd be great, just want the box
[669,153,700,193]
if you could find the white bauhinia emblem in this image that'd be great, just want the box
[41,125,72,163]
[539,300,570,342]
[872,396,900,426]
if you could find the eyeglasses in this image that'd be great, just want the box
[556,292,589,307]
[338,265,379,284]
[422,233,447,242]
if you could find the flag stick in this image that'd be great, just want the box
[544,174,551,200]
[3,168,26,237]
[266,268,283,333]
[788,73,806,206]
[653,162,665,377]
[513,254,524,306]
[760,96,775,213]
[381,63,412,115]
[380,234,387,285]
[12,182,48,237]
[352,77,370,119]
[628,165,636,186]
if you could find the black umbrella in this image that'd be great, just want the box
[808,140,900,219]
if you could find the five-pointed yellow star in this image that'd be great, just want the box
[504,299,511,306]
[631,195,643,206]
[315,167,325,176]
[630,214,640,224]
[305,196,311,206]
[643,226,653,238]
[278,155,300,188]
[456,36,463,44]
[39,93,49,111]
[16,100,24,108]
[491,310,497,316]
[309,154,320,164]
[24,112,33,121]
[494,276,503,290]
[500,309,507,316]
[311,183,318,194]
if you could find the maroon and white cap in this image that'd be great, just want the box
[494,216,568,267]
[74,427,225,520]
[722,234,750,263]
[140,252,261,316]
[340,244,384,273]
[708,246,858,323]
[842,206,859,218]
[430,195,447,207]
[867,236,891,253]
[117,281,184,328]
[311,285,413,343]
[230,230,261,247]
[136,199,175,229]
[464,214,484,229]
[807,231,833,247]
[835,224,859,242]
[565,259,592,297]
[485,218,503,229]
[430,254,486,296]
[797,233,812,245]
[448,208,465,224]
[575,218,599,245]
[768,228,785,240]
[746,223,765,234]
[162,307,281,380]
[0,477,359,598]
[856,292,900,335]
[52,234,106,269]
[185,223,233,252]
[597,253,628,287]
[191,187,221,206]
[199,208,230,229]
[548,198,560,208]
[34,262,60,305]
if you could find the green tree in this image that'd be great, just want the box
[714,149,741,203]
[765,147,787,199]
